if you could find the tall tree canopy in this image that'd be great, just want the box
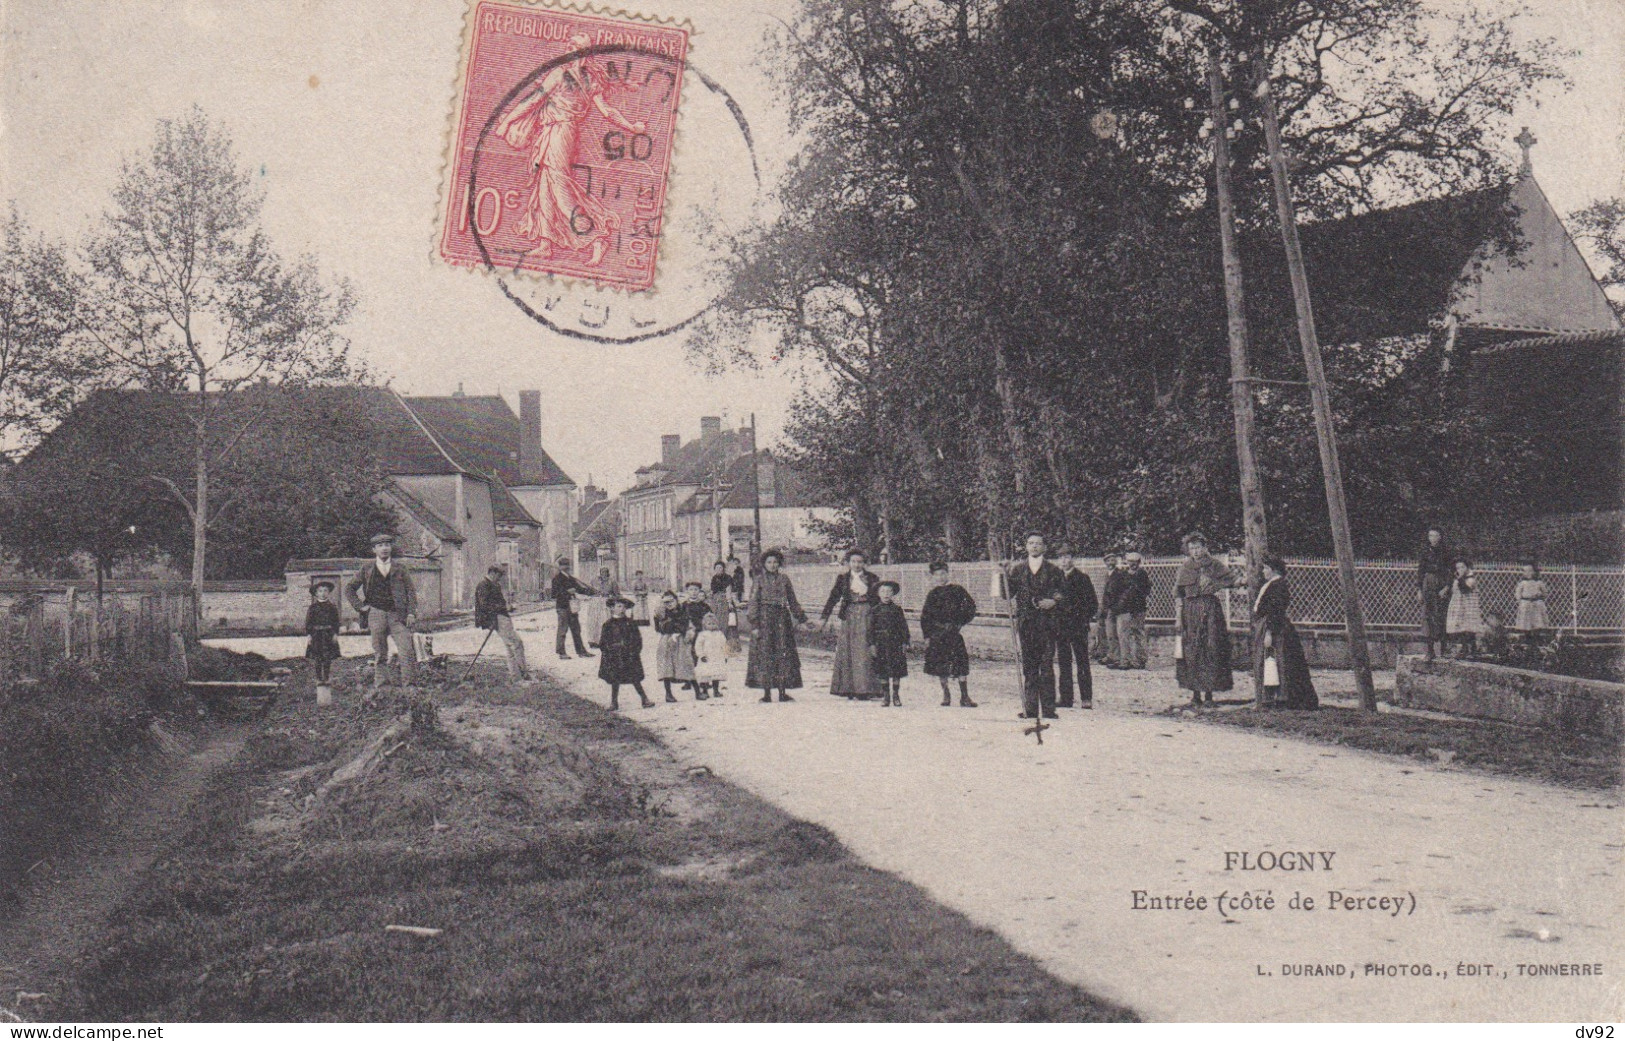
[691,0,1566,560]
[80,108,358,597]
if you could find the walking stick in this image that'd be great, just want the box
[1003,562,1048,745]
[461,629,496,683]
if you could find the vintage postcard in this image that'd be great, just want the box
[0,0,1620,1030]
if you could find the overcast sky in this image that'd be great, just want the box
[2,0,1621,492]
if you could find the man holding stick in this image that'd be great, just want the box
[1006,533,1065,721]
[475,563,531,681]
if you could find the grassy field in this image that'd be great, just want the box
[49,664,1132,1022]
[1185,703,1622,791]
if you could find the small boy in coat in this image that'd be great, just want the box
[870,580,911,707]
[598,597,652,710]
[305,581,341,704]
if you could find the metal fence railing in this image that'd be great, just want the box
[781,559,1624,635]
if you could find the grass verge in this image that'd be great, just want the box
[1184,704,1621,790]
[52,664,1132,1022]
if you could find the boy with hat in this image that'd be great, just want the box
[1055,545,1097,708]
[345,533,418,694]
[305,580,341,704]
[1115,552,1152,669]
[869,580,911,707]
[475,563,531,681]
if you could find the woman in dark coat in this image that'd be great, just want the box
[1417,527,1452,661]
[744,549,807,703]
[1175,532,1241,707]
[1252,555,1318,710]
[820,549,884,699]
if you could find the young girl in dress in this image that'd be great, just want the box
[652,591,687,703]
[692,611,730,700]
[1444,560,1485,658]
[1514,562,1550,646]
[599,597,653,710]
[305,581,341,705]
[870,580,911,707]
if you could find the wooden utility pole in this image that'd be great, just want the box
[750,413,764,565]
[1206,50,1272,613]
[1253,62,1378,711]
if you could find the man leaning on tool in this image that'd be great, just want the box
[346,533,418,694]
[475,563,532,681]
[550,557,597,659]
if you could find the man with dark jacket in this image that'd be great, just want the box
[476,564,530,680]
[1006,533,1066,720]
[1054,545,1098,709]
[1098,555,1128,668]
[550,558,597,659]
[1114,552,1153,669]
[346,533,418,692]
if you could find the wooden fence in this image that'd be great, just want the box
[0,586,198,683]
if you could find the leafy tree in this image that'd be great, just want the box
[692,0,1569,559]
[0,208,99,457]
[1569,197,1625,318]
[80,108,357,604]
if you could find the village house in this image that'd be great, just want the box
[1240,143,1621,560]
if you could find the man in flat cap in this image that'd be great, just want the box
[346,532,419,693]
[550,557,598,659]
[475,563,531,681]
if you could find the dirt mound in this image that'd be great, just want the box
[186,642,271,682]
[250,701,644,848]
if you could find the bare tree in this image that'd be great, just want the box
[81,107,356,604]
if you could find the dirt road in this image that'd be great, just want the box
[213,620,1624,1021]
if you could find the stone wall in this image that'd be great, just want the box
[1395,655,1622,741]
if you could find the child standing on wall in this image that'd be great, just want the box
[870,580,911,707]
[305,581,341,705]
[599,597,653,710]
[692,611,731,700]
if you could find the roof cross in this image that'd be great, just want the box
[1515,126,1537,175]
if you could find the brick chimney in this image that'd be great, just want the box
[739,424,756,453]
[700,416,722,442]
[519,390,544,484]
[660,434,681,465]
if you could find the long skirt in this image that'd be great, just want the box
[1254,620,1318,710]
[1177,595,1233,693]
[580,597,607,647]
[655,631,693,681]
[830,602,882,697]
[1421,574,1449,640]
[710,593,741,653]
[745,604,803,690]
[1445,588,1483,635]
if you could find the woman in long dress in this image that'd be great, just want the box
[1252,555,1318,710]
[821,549,884,699]
[708,561,740,654]
[1175,532,1240,707]
[745,549,807,703]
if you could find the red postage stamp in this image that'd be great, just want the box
[438,1,690,292]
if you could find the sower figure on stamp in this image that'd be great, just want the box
[920,561,977,707]
[1006,533,1065,720]
[494,32,646,267]
[550,558,597,659]
[1054,545,1097,709]
[475,563,531,682]
[345,533,418,696]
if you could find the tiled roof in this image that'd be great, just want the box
[382,479,463,543]
[627,429,752,492]
[486,473,539,526]
[1472,328,1624,356]
[672,452,833,515]
[405,395,575,488]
